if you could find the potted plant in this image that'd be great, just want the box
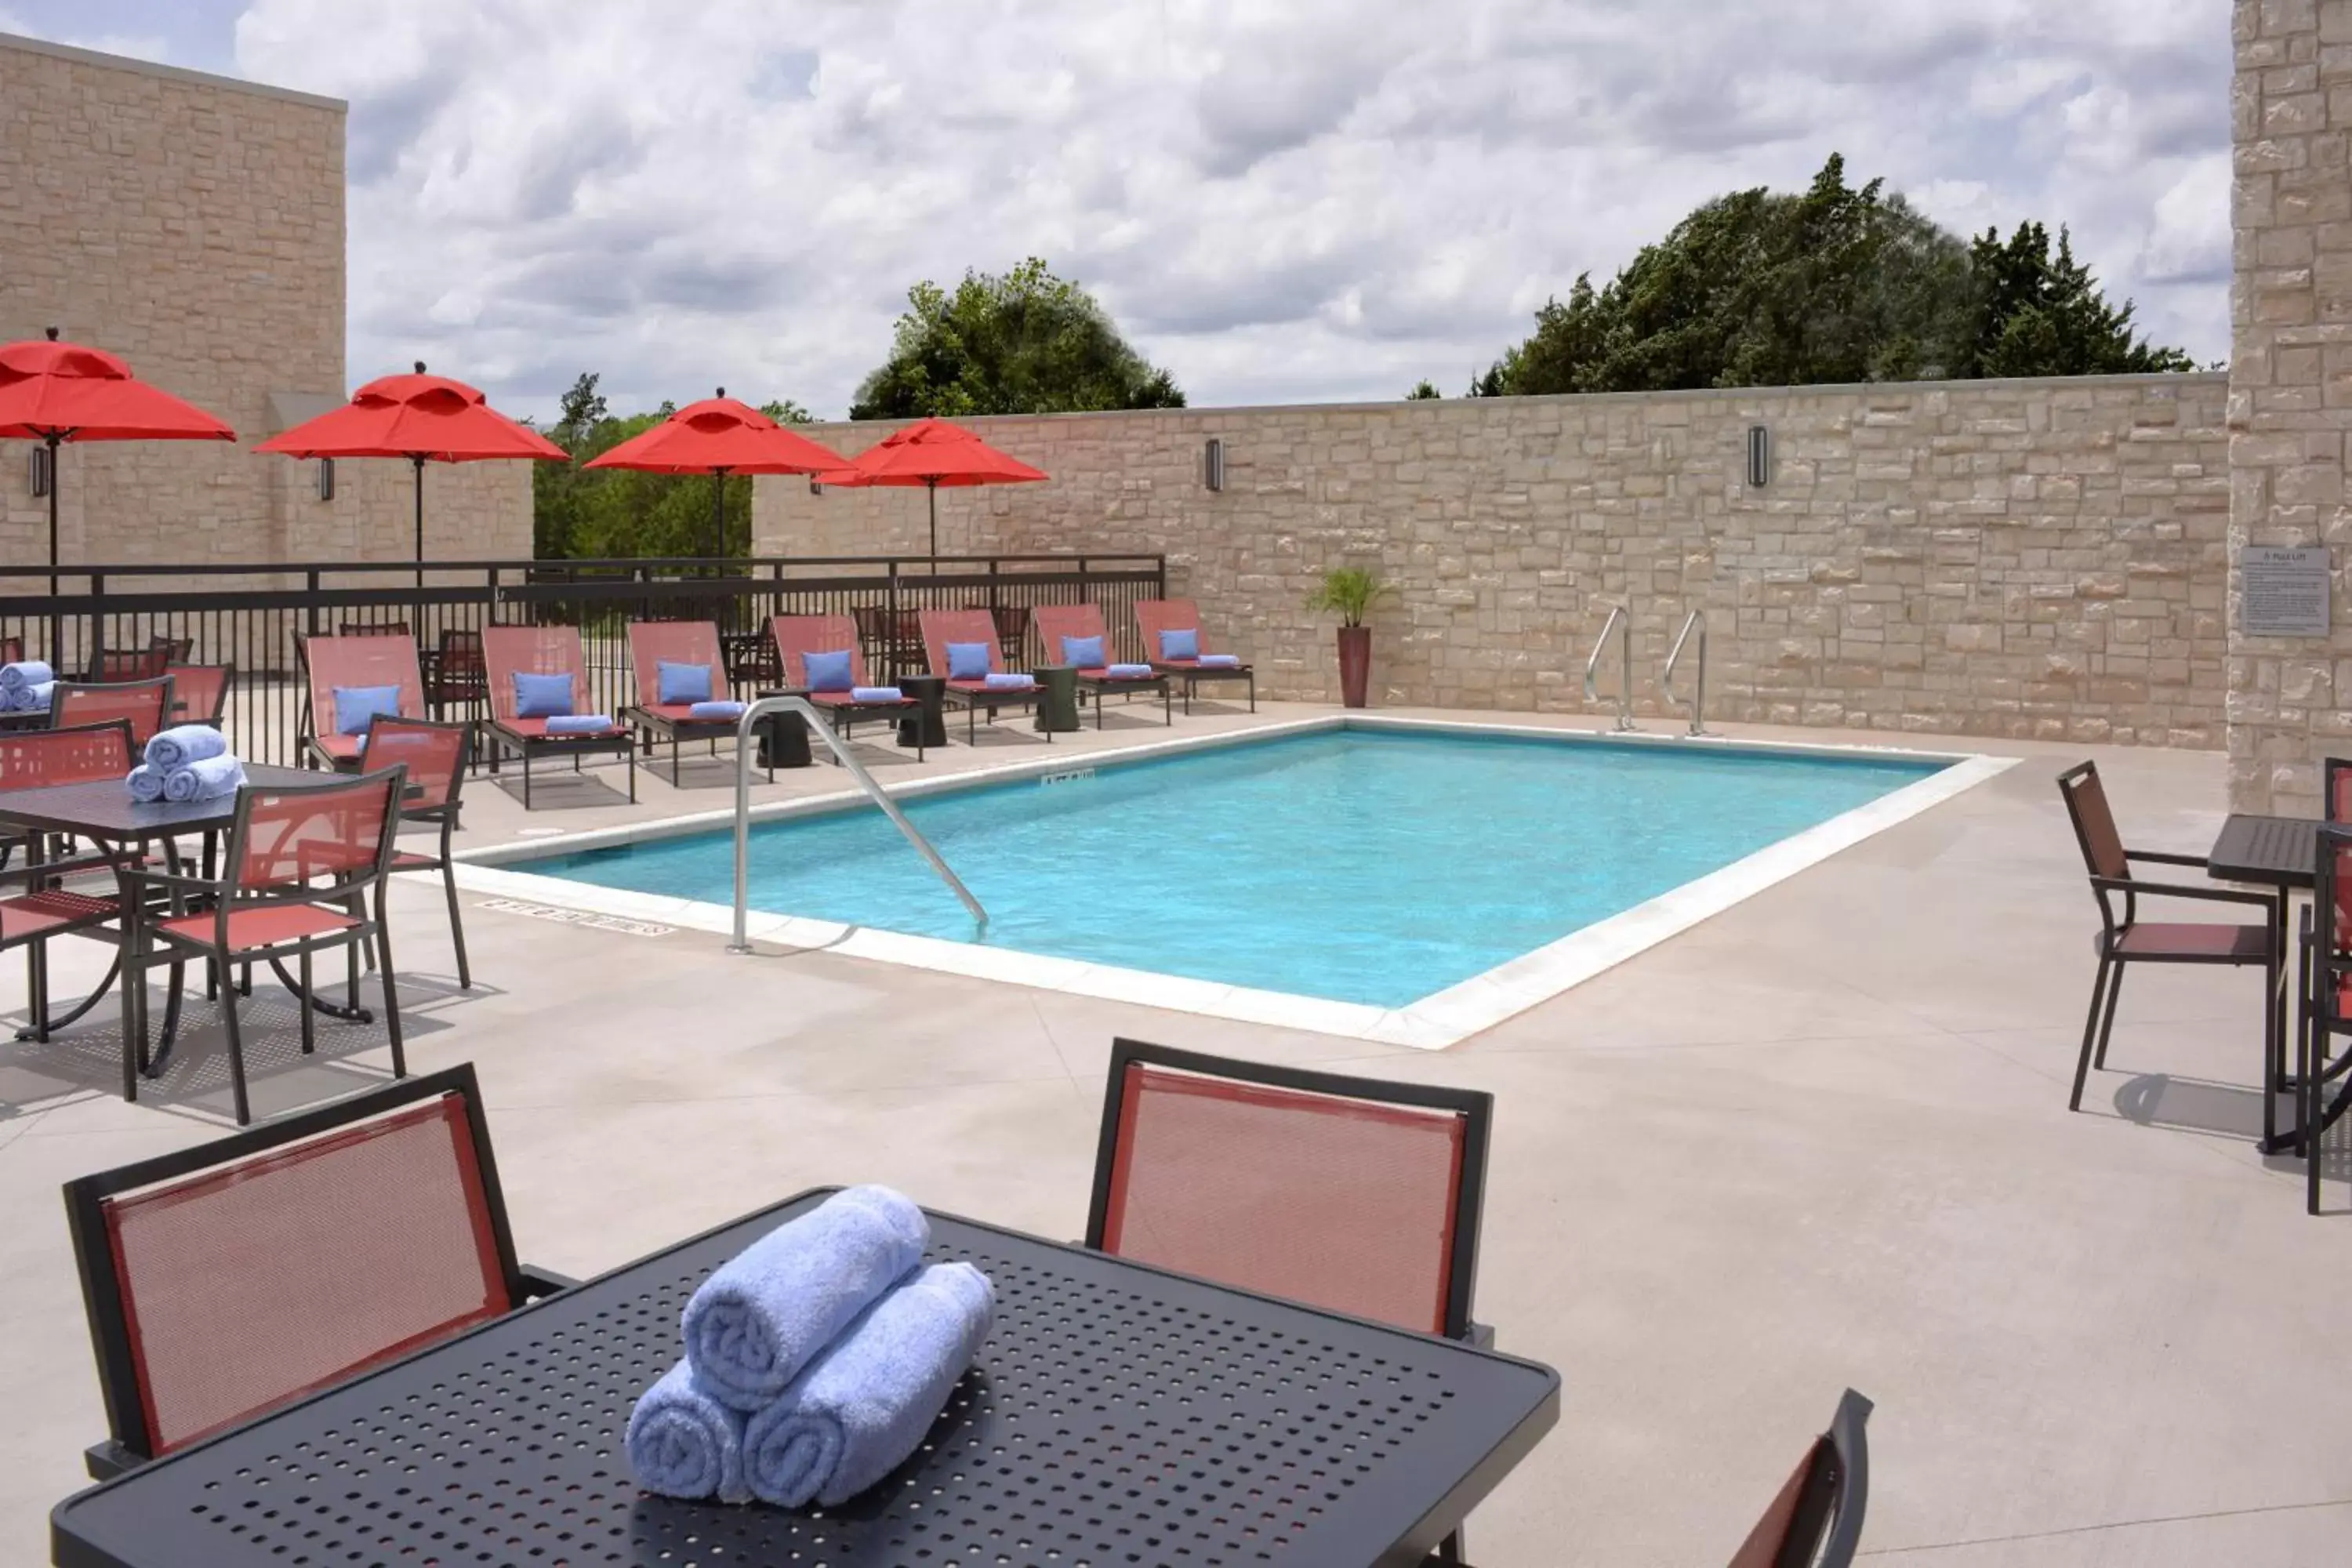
[1305,566,1392,709]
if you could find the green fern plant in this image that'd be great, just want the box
[1305,566,1392,628]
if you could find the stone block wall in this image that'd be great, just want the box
[760,372,2229,745]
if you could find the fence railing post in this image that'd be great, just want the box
[87,572,106,678]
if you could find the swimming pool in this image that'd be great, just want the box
[521,725,1954,1011]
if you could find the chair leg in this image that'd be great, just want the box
[523,750,532,810]
[297,949,315,1054]
[220,977,252,1125]
[2070,955,2115,1112]
[2307,999,2323,1216]
[2091,959,2125,1070]
[377,923,407,1080]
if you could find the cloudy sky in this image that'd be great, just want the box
[2,0,2230,422]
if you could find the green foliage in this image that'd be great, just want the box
[1406,379,1442,400]
[1304,566,1392,628]
[1472,154,2193,397]
[850,257,1185,419]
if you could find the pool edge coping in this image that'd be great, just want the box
[439,717,2015,1051]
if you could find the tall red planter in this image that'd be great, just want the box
[1337,625,1372,708]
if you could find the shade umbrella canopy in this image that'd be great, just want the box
[0,328,237,567]
[584,394,848,557]
[818,417,1048,564]
[256,362,567,577]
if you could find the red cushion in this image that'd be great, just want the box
[497,716,619,739]
[0,888,119,941]
[811,691,914,708]
[155,903,359,953]
[2112,922,2270,960]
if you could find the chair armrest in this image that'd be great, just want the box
[516,1265,579,1300]
[2125,849,2209,868]
[83,1439,143,1481]
[1461,1321,1495,1350]
[2089,876,2280,913]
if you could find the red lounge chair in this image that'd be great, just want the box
[300,634,423,770]
[918,607,1048,743]
[1134,597,1254,713]
[1031,604,1171,729]
[623,619,760,786]
[771,614,924,760]
[53,676,176,750]
[480,625,636,808]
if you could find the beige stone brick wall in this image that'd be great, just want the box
[2226,0,2352,812]
[760,372,2229,744]
[0,33,524,580]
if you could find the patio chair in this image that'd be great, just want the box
[1084,1037,1492,1563]
[119,766,409,1125]
[300,633,424,770]
[339,619,411,637]
[424,627,488,724]
[150,633,195,664]
[2327,757,2352,823]
[0,720,139,1043]
[1726,1388,1873,1568]
[852,604,923,681]
[625,619,761,786]
[481,625,637,807]
[53,676,176,749]
[86,644,169,682]
[1136,597,1256,713]
[771,613,924,760]
[919,607,1048,742]
[164,662,234,727]
[365,715,474,989]
[2059,761,2287,1138]
[62,1063,575,1479]
[0,634,21,666]
[1032,603,1171,728]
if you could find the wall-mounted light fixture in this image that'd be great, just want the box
[808,477,824,496]
[1745,424,1770,488]
[28,445,51,499]
[316,456,336,502]
[1204,437,1225,492]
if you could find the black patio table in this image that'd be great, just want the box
[2209,813,2336,1152]
[50,1188,1561,1568]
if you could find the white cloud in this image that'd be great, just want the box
[209,0,2230,419]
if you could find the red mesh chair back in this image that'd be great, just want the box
[433,628,488,696]
[55,677,175,748]
[64,1066,525,1463]
[2056,761,2129,882]
[624,619,724,707]
[303,635,424,742]
[2328,758,2352,825]
[1135,597,1212,659]
[1726,1390,1873,1568]
[165,663,233,726]
[1086,1040,1489,1338]
[0,720,136,786]
[481,625,594,725]
[90,646,170,682]
[339,621,411,637]
[230,768,403,895]
[919,608,1009,682]
[363,717,468,812]
[150,633,195,663]
[771,614,875,688]
[1032,603,1116,668]
[0,634,21,666]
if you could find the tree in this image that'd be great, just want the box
[849,257,1184,419]
[1405,379,1441,399]
[1473,153,2190,396]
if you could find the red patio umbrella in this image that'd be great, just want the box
[583,390,847,558]
[0,328,237,568]
[820,416,1047,566]
[256,362,568,582]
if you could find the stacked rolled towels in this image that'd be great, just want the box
[126,724,245,804]
[626,1185,993,1511]
[0,660,55,713]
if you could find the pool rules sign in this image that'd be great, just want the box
[2242,546,2332,638]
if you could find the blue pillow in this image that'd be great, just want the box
[657,659,712,705]
[1059,633,1105,667]
[1158,627,1200,661]
[803,648,855,693]
[946,641,993,681]
[332,684,401,737]
[511,670,573,719]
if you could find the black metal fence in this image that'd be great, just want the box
[0,554,1166,768]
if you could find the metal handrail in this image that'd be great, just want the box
[728,695,986,953]
[1663,609,1711,736]
[1583,604,1637,732]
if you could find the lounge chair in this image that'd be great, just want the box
[300,633,423,770]
[917,608,1047,743]
[771,614,924,761]
[623,619,761,786]
[1135,597,1254,713]
[480,625,636,807]
[1031,603,1171,728]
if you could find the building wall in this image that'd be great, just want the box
[2226,0,2352,813]
[760,372,2230,744]
[0,33,525,577]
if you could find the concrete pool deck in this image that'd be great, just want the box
[1,700,2345,1566]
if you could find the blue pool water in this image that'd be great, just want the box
[532,729,1943,1007]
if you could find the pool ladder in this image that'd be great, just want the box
[727,695,987,954]
[1584,604,1638,732]
[1662,610,1712,736]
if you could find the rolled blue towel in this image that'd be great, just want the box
[849,685,905,703]
[161,755,245,804]
[145,724,228,771]
[626,1359,751,1504]
[16,681,54,713]
[542,713,615,735]
[1196,653,1242,668]
[742,1262,993,1508]
[1105,662,1153,678]
[1,660,54,692]
[125,764,165,804]
[981,672,1034,691]
[688,699,747,721]
[681,1185,930,1411]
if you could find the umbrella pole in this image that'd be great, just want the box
[927,477,939,569]
[712,468,728,563]
[411,454,426,590]
[45,433,61,572]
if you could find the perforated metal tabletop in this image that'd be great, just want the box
[52,1189,1559,1568]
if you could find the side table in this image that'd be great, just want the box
[1034,664,1081,732]
[895,673,949,750]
